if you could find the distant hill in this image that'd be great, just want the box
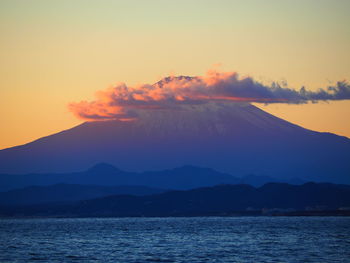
[0,163,304,192]
[0,102,349,184]
[0,184,166,205]
[2,182,350,217]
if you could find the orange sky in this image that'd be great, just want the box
[0,0,349,149]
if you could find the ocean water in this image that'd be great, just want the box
[0,217,349,263]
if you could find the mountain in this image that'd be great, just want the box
[0,102,349,183]
[0,163,306,192]
[0,184,165,206]
[0,164,237,192]
[2,182,350,217]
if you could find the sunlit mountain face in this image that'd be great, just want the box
[0,99,349,184]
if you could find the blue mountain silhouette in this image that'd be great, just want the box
[0,103,349,183]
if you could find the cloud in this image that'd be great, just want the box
[69,70,350,121]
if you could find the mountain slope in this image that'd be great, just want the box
[0,102,349,183]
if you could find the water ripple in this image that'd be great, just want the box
[0,217,349,263]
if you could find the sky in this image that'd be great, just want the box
[0,0,349,149]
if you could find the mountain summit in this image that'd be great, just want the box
[87,163,121,174]
[0,102,349,183]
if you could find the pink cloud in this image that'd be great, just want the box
[69,70,350,121]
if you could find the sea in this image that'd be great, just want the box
[0,217,349,263]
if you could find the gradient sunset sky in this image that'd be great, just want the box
[1,0,349,149]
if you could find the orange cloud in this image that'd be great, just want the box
[69,70,350,121]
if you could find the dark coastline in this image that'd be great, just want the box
[1,182,350,218]
[1,210,350,219]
